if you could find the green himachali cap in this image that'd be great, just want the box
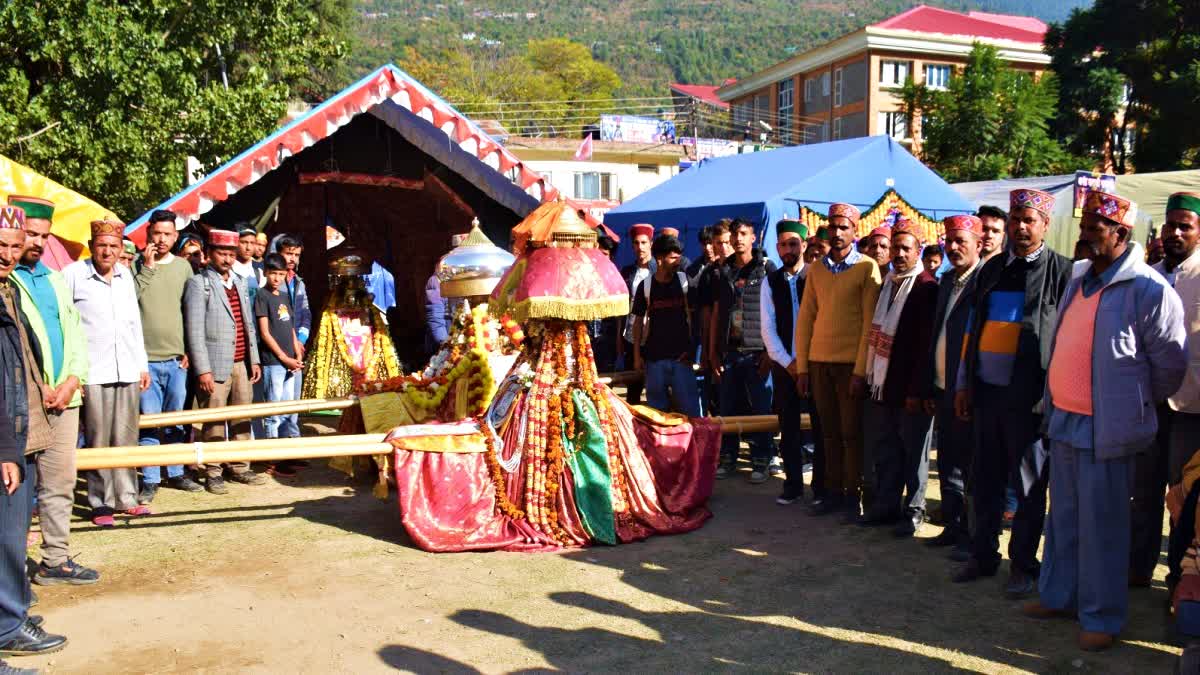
[6,195,54,221]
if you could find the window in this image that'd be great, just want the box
[925,64,951,90]
[733,102,751,126]
[818,121,829,143]
[637,163,658,173]
[821,72,830,97]
[833,117,843,140]
[878,111,910,140]
[879,60,911,88]
[833,67,844,107]
[574,172,615,200]
[804,78,815,103]
[777,78,794,144]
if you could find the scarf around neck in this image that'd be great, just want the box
[865,263,924,401]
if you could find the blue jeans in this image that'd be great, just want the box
[718,351,775,465]
[0,456,33,642]
[139,358,187,484]
[644,359,701,418]
[263,365,299,439]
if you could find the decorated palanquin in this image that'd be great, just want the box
[334,224,522,495]
[385,202,721,552]
[799,189,946,245]
[302,247,403,399]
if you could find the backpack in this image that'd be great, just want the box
[638,271,690,345]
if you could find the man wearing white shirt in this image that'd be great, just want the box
[63,219,151,525]
[761,219,815,505]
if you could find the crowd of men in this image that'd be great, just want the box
[0,200,313,665]
[614,187,1196,652]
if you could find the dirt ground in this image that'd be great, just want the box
[16,417,1183,674]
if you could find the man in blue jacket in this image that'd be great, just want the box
[1024,191,1186,652]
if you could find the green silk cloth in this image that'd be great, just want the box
[563,388,616,545]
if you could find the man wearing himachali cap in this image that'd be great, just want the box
[62,219,151,526]
[1026,191,1185,651]
[8,196,98,584]
[792,203,882,520]
[919,214,986,553]
[0,205,70,658]
[952,188,1072,597]
[183,229,267,494]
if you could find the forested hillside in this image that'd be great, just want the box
[350,0,1090,99]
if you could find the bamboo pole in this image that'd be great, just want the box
[78,414,795,471]
[139,397,359,429]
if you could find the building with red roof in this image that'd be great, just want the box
[715,4,1049,153]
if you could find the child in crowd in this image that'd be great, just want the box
[255,253,306,476]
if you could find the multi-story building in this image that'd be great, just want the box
[715,5,1049,152]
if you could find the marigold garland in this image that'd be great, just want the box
[479,414,525,520]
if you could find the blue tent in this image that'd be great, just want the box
[604,135,973,265]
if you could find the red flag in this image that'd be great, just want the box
[574,134,594,161]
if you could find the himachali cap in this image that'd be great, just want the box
[629,223,655,238]
[892,219,922,243]
[6,195,53,221]
[207,229,239,248]
[123,240,137,255]
[814,225,830,241]
[1166,191,1200,217]
[776,219,808,239]
[1010,188,1056,217]
[828,203,861,225]
[90,218,124,239]
[943,214,984,237]
[0,206,25,230]
[255,231,268,242]
[866,225,891,240]
[1082,190,1138,226]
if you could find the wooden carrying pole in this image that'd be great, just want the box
[78,415,794,471]
[139,397,359,429]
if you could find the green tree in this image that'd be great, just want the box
[401,38,621,136]
[0,1,349,219]
[1045,0,1200,173]
[901,43,1078,182]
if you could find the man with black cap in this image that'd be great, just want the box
[0,204,68,660]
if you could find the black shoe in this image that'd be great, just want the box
[776,488,804,505]
[952,558,997,583]
[23,618,40,629]
[34,559,99,586]
[857,507,900,527]
[0,658,38,674]
[168,476,203,492]
[947,545,970,563]
[0,619,67,656]
[137,482,158,505]
[205,476,228,495]
[923,528,960,548]
[228,470,269,486]
[1004,570,1037,599]
[809,497,840,516]
[892,511,923,538]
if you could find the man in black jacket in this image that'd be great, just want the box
[921,215,985,553]
[0,205,67,660]
[952,189,1072,598]
[710,218,777,482]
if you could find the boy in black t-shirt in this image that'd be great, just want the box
[632,234,700,417]
[254,253,304,475]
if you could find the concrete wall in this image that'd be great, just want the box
[517,158,678,203]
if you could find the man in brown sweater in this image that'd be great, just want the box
[793,203,882,519]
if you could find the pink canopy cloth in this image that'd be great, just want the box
[489,246,628,323]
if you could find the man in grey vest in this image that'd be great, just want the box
[710,218,777,482]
